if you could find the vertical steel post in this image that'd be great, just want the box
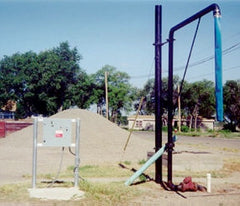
[74,118,80,187]
[154,5,162,184]
[32,117,38,188]
[167,32,174,186]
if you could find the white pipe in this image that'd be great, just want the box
[207,173,211,193]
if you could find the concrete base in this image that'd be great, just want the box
[28,187,84,201]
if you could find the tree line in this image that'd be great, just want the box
[139,77,240,131]
[0,42,239,130]
[0,42,135,122]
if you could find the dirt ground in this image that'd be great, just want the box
[127,132,240,206]
[0,109,240,205]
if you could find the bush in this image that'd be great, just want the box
[181,125,189,132]
[162,126,168,132]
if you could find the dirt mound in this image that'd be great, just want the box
[0,109,153,185]
[51,109,153,164]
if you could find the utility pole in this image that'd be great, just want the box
[178,85,181,132]
[105,71,109,120]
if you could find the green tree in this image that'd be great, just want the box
[181,80,215,130]
[0,51,39,117]
[37,42,81,114]
[63,70,95,109]
[136,77,215,130]
[223,80,240,131]
[92,65,135,122]
[137,76,180,115]
[0,42,90,118]
[181,80,215,118]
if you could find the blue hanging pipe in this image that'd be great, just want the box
[167,3,222,189]
[214,9,223,121]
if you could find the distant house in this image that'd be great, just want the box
[128,115,155,130]
[128,115,215,131]
[0,100,16,119]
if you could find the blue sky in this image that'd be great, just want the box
[0,0,239,88]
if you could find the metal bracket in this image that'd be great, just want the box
[153,40,169,46]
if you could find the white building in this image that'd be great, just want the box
[128,115,215,131]
[128,115,155,130]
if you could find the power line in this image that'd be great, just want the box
[130,41,240,79]
[188,65,240,81]
[172,41,240,73]
[132,65,240,81]
[130,58,154,80]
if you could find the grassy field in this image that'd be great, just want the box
[175,129,240,139]
[0,164,142,205]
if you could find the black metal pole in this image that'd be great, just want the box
[167,3,221,187]
[154,5,162,184]
[167,33,174,187]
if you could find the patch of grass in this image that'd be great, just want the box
[172,158,240,179]
[176,131,202,137]
[174,127,240,139]
[77,165,132,178]
[79,180,141,205]
[139,129,240,139]
[181,125,189,133]
[189,132,201,137]
[0,181,141,205]
[38,164,133,180]
[223,158,240,173]
[138,159,147,165]
[39,173,53,179]
[0,183,29,201]
[210,170,227,178]
[173,170,227,179]
[209,130,240,138]
[218,131,240,138]
[123,161,131,165]
[35,164,134,188]
[0,164,142,205]
[222,147,240,153]
[139,174,147,182]
[162,126,168,132]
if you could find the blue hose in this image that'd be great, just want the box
[214,15,223,122]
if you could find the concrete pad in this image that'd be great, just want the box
[28,187,84,200]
